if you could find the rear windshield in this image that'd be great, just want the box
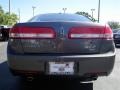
[28,13,91,22]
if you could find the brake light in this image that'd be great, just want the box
[103,25,113,40]
[68,25,113,40]
[9,26,56,39]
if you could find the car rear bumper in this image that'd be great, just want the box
[7,51,116,77]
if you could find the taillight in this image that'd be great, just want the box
[68,25,113,40]
[9,26,56,39]
[103,25,113,40]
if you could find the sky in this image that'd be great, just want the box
[0,0,120,23]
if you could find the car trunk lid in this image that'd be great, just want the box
[9,22,112,54]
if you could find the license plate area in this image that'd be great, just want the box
[49,62,74,75]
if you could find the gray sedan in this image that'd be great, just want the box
[7,13,115,82]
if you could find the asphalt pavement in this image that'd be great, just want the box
[0,42,120,90]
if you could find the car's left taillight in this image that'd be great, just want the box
[9,26,56,39]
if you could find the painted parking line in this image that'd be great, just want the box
[0,42,5,46]
[0,42,8,47]
[0,42,7,47]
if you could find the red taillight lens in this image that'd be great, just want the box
[103,25,113,40]
[9,26,56,39]
[68,25,113,40]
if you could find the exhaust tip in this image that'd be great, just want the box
[27,77,34,82]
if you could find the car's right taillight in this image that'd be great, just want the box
[9,26,56,39]
[68,25,113,40]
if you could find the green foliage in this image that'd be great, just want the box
[0,6,4,24]
[0,5,18,26]
[76,11,97,22]
[108,21,120,29]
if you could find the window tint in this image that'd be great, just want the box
[28,13,91,22]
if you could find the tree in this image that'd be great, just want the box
[0,5,18,26]
[0,6,4,24]
[2,12,18,25]
[76,11,97,22]
[108,21,120,29]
